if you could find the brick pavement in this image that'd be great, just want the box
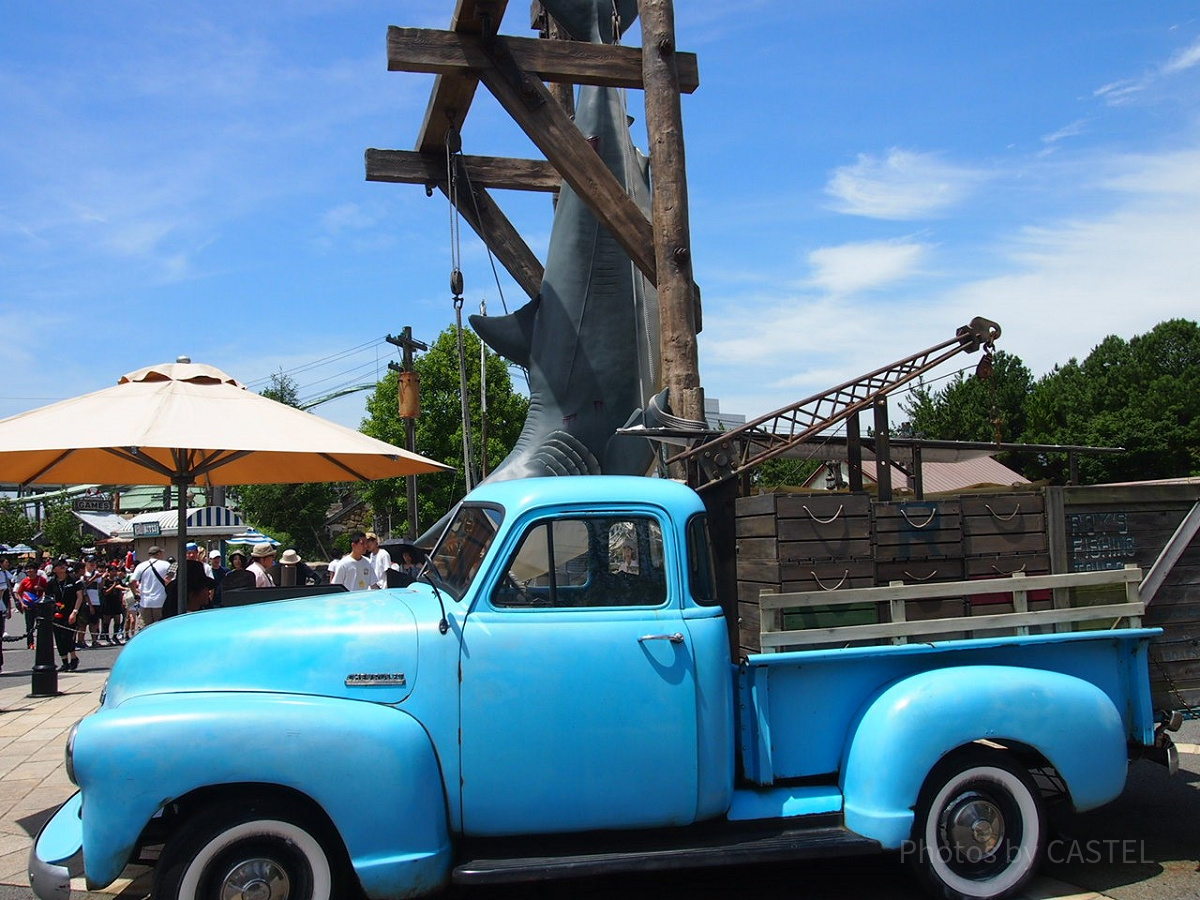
[0,666,150,898]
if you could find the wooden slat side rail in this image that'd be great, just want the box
[761,602,1147,650]
[759,565,1144,651]
[759,566,1142,611]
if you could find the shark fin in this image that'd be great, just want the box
[470,297,540,369]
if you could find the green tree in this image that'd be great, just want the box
[232,372,341,560]
[360,325,529,536]
[0,500,35,547]
[40,500,85,558]
[1025,319,1200,483]
[752,457,824,491]
[903,351,1034,445]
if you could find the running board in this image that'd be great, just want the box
[453,825,880,884]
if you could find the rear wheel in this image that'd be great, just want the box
[154,799,346,900]
[909,747,1045,900]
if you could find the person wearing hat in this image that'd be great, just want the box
[365,532,392,590]
[45,558,84,672]
[276,549,318,587]
[248,543,277,588]
[131,546,173,628]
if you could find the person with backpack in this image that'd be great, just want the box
[130,545,172,627]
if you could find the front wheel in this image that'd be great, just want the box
[154,800,347,900]
[909,747,1046,900]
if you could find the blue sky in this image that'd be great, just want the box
[3,1,1199,434]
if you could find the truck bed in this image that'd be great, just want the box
[738,628,1159,785]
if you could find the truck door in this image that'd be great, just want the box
[458,511,700,836]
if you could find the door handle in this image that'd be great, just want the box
[638,632,684,644]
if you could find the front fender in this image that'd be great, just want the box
[73,693,452,898]
[840,665,1128,848]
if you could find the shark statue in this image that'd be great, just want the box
[469,0,662,484]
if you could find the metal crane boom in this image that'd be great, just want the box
[672,316,1001,491]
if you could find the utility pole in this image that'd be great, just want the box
[387,327,428,539]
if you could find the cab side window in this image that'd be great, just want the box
[493,515,665,608]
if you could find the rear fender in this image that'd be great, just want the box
[73,693,451,898]
[840,665,1127,848]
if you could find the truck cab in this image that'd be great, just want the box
[421,476,735,835]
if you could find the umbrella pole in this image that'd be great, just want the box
[176,475,189,616]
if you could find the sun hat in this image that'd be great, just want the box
[279,549,302,565]
[209,549,222,559]
[251,542,276,559]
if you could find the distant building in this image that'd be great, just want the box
[705,398,745,432]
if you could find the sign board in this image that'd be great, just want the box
[132,521,161,538]
[73,496,113,512]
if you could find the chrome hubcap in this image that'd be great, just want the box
[944,795,1005,860]
[219,858,291,900]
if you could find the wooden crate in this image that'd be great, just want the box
[874,500,962,562]
[735,493,874,654]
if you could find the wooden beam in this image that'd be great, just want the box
[366,149,561,192]
[389,26,700,93]
[640,0,704,444]
[472,35,658,283]
[438,167,544,301]
[415,0,510,155]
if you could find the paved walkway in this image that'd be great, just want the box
[0,666,151,898]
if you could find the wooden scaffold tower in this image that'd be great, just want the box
[365,0,706,443]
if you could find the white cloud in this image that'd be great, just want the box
[1095,33,1200,105]
[825,149,986,220]
[699,141,1200,423]
[1042,119,1088,145]
[806,239,928,296]
[1162,35,1200,74]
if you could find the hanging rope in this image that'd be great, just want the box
[447,127,476,491]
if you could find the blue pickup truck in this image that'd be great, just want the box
[31,476,1176,900]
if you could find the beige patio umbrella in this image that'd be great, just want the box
[0,359,453,611]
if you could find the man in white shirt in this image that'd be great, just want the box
[131,546,172,627]
[331,531,375,591]
[248,544,277,588]
[366,532,393,589]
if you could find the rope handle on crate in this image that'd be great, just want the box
[802,504,844,524]
[811,569,850,592]
[899,508,938,529]
[990,562,1027,576]
[903,567,939,582]
[985,502,1021,522]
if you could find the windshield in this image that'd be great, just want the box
[426,504,502,600]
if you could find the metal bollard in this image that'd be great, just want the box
[30,602,59,697]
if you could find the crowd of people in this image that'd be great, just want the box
[0,531,428,674]
[1,552,146,674]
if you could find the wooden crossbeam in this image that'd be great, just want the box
[415,0,510,155]
[388,26,700,93]
[473,35,657,282]
[365,149,560,192]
